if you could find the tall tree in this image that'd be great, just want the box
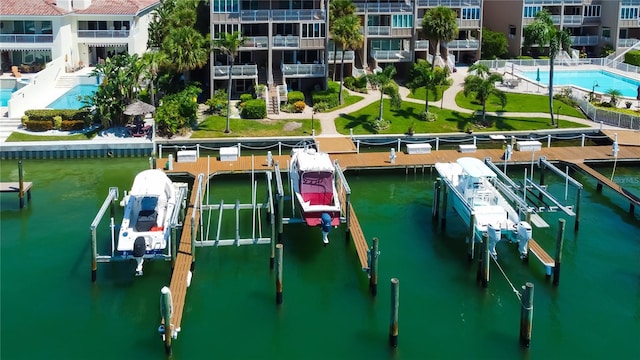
[212,31,245,134]
[329,0,357,81]
[163,26,209,82]
[407,59,435,114]
[332,14,363,105]
[142,50,168,107]
[463,63,506,124]
[422,6,458,70]
[523,9,572,127]
[481,27,508,59]
[366,65,398,122]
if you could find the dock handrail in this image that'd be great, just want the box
[525,178,576,216]
[90,187,118,229]
[539,158,583,189]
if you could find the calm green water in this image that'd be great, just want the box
[1,159,638,359]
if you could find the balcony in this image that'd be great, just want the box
[273,35,300,48]
[77,30,130,38]
[355,2,412,13]
[524,0,582,4]
[368,26,391,36]
[212,64,258,79]
[562,15,583,26]
[570,35,599,46]
[239,36,269,49]
[446,39,480,50]
[272,9,325,21]
[371,50,412,62]
[619,38,640,47]
[239,10,270,22]
[417,0,481,7]
[281,63,325,77]
[328,50,355,62]
[458,18,481,29]
[415,40,430,50]
[0,34,53,43]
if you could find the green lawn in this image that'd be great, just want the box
[192,115,320,138]
[5,130,98,142]
[324,94,364,112]
[407,85,450,102]
[335,99,589,135]
[455,91,586,118]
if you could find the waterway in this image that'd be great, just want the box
[1,159,638,359]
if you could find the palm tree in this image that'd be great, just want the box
[606,89,622,107]
[331,14,363,105]
[367,65,397,122]
[329,0,357,81]
[212,31,245,134]
[523,9,572,127]
[163,26,209,83]
[422,6,458,70]
[463,65,506,125]
[141,50,168,107]
[407,59,435,114]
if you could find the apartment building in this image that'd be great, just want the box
[210,0,483,96]
[483,0,640,57]
[0,0,159,73]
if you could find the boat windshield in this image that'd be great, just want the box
[301,171,333,194]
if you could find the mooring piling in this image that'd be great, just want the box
[553,219,566,286]
[519,282,534,347]
[440,184,448,229]
[477,234,489,287]
[432,179,441,221]
[91,227,97,282]
[467,212,476,261]
[389,278,399,348]
[574,187,582,231]
[275,243,283,305]
[18,161,25,208]
[160,286,173,355]
[369,237,379,296]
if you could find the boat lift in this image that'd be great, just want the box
[89,183,189,282]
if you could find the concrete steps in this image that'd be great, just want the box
[0,118,22,140]
[55,76,78,88]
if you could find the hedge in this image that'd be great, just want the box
[240,93,253,103]
[24,109,89,121]
[312,91,339,109]
[241,99,266,119]
[624,50,640,66]
[287,91,305,105]
[25,120,54,132]
[61,120,86,131]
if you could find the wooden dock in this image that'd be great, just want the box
[527,238,555,269]
[338,189,369,270]
[1,181,33,208]
[569,162,640,210]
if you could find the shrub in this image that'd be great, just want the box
[205,89,228,114]
[516,56,533,60]
[240,93,253,103]
[53,116,62,129]
[312,91,339,109]
[624,50,640,66]
[21,115,29,126]
[600,101,613,108]
[242,99,266,119]
[419,112,438,122]
[372,118,390,133]
[155,85,201,136]
[313,102,330,112]
[343,75,368,93]
[24,109,89,121]
[25,120,53,132]
[60,120,86,131]
[293,100,306,113]
[287,91,305,105]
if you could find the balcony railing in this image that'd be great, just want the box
[239,10,270,21]
[368,26,391,36]
[281,63,325,77]
[524,0,582,4]
[415,40,430,50]
[446,39,479,50]
[212,65,258,78]
[417,0,481,7]
[77,30,130,38]
[355,2,412,13]
[273,35,300,48]
[619,38,640,47]
[457,18,481,28]
[371,50,412,61]
[570,35,599,46]
[239,36,269,49]
[0,34,53,43]
[562,15,583,25]
[239,9,325,22]
[328,51,355,62]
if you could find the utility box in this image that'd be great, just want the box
[177,150,197,162]
[220,147,238,161]
[406,143,432,154]
[517,141,542,151]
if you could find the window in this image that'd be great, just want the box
[602,27,610,38]
[301,23,325,38]
[392,14,413,28]
[461,8,480,20]
[212,24,240,39]
[523,6,542,18]
[371,39,401,51]
[212,0,239,13]
[509,25,516,39]
[620,7,639,20]
[583,5,600,17]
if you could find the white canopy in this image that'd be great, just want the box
[294,149,334,172]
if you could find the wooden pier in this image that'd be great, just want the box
[568,161,640,212]
[527,238,555,270]
[338,189,369,270]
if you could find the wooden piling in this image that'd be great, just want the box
[574,188,582,231]
[553,219,566,286]
[91,227,97,282]
[467,212,476,261]
[519,282,534,347]
[389,278,399,348]
[277,194,284,243]
[160,286,173,355]
[596,182,603,192]
[190,216,196,271]
[18,161,24,209]
[270,204,276,269]
[440,184,448,229]
[432,179,441,221]
[275,243,283,305]
[369,237,379,296]
[171,226,177,268]
[477,234,489,287]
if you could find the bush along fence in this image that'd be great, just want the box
[572,94,640,130]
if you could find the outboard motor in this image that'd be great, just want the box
[487,223,501,258]
[321,213,332,246]
[516,222,532,259]
[133,236,147,276]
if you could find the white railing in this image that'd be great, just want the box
[446,39,479,50]
[0,34,53,43]
[562,15,583,26]
[240,36,268,49]
[524,0,582,4]
[239,9,325,21]
[281,63,325,77]
[367,26,391,36]
[371,50,412,61]
[328,51,355,62]
[239,10,270,21]
[356,2,412,13]
[570,35,599,46]
[417,0,481,7]
[8,56,66,118]
[619,38,640,47]
[415,40,430,50]
[77,30,130,38]
[572,93,640,130]
[212,65,258,78]
[273,35,300,48]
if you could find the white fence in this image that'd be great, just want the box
[8,56,66,118]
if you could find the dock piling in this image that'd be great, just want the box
[467,212,476,261]
[91,227,97,282]
[553,219,566,286]
[18,161,25,208]
[477,234,489,287]
[275,243,283,305]
[432,179,441,221]
[574,188,582,231]
[389,278,399,348]
[440,184,448,229]
[160,286,173,355]
[519,282,534,347]
[369,237,379,296]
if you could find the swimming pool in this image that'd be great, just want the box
[0,88,14,107]
[47,84,98,109]
[521,69,640,98]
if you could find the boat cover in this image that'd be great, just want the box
[457,157,496,179]
[129,169,173,197]
[294,149,334,172]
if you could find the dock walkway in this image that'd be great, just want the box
[569,161,640,209]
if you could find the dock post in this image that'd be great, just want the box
[91,227,97,282]
[519,282,534,348]
[275,243,283,305]
[270,197,276,269]
[160,286,173,355]
[477,234,489,288]
[553,219,566,286]
[18,161,25,208]
[171,226,177,268]
[467,212,476,261]
[389,278,399,348]
[596,182,603,192]
[574,188,582,231]
[191,215,196,271]
[369,237,379,296]
[440,184,448,229]
[432,179,441,221]
[277,193,284,243]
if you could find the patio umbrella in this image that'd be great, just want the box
[124,100,155,116]
[536,68,540,82]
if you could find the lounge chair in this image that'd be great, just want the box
[11,66,21,78]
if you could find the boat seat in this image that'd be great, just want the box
[136,210,157,231]
[303,192,333,206]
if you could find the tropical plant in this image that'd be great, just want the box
[141,50,168,107]
[481,27,508,59]
[329,0,357,81]
[422,6,458,69]
[463,63,506,124]
[163,26,209,82]
[523,9,572,127]
[332,14,363,105]
[154,85,201,136]
[606,89,622,107]
[212,31,245,133]
[366,65,398,122]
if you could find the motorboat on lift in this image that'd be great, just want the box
[434,157,532,258]
[289,144,341,244]
[118,169,178,275]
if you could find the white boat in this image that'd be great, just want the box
[118,169,178,275]
[289,145,341,243]
[435,157,532,258]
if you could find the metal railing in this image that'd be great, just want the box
[570,35,599,46]
[524,0,582,4]
[328,51,355,61]
[417,0,481,7]
[281,63,325,77]
[367,26,391,36]
[273,35,300,48]
[239,9,325,21]
[415,40,430,50]
[240,36,268,49]
[371,50,412,61]
[446,39,479,50]
[573,94,640,130]
[77,30,130,38]
[355,2,412,13]
[0,34,53,43]
[619,38,640,47]
[212,64,258,78]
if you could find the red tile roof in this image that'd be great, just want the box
[1,0,68,16]
[75,0,159,15]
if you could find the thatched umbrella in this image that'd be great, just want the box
[124,100,156,115]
